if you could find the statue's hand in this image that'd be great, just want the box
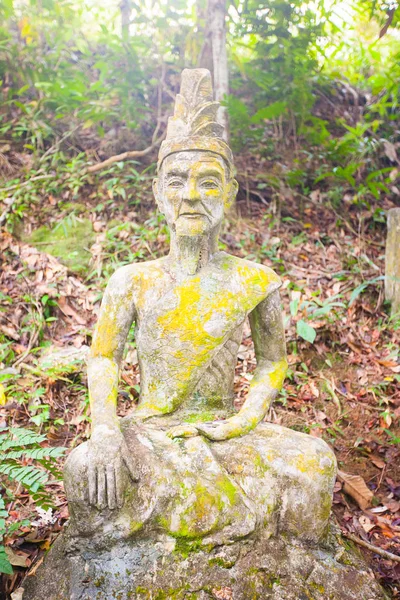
[166,424,198,439]
[196,417,252,441]
[88,424,139,510]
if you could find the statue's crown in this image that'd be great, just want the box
[157,68,234,173]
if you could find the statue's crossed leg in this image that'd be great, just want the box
[64,420,336,547]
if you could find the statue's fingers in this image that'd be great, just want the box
[122,446,140,483]
[106,464,117,510]
[97,466,107,510]
[196,424,223,440]
[167,425,196,439]
[115,464,124,509]
[88,464,97,506]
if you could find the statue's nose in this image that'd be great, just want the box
[184,179,201,202]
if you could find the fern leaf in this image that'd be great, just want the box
[0,546,13,575]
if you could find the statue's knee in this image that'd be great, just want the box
[64,442,89,501]
[312,437,337,481]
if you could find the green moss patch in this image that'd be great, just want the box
[25,216,94,275]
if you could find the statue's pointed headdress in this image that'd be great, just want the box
[157,68,234,174]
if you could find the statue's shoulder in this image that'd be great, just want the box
[106,258,166,294]
[218,253,282,295]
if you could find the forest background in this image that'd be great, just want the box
[0,0,399,598]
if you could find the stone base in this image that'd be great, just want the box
[22,524,388,600]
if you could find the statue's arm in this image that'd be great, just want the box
[86,268,139,509]
[196,289,288,441]
[88,268,136,427]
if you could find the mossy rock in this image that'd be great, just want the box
[38,345,89,375]
[22,525,389,600]
[25,216,94,275]
[60,202,87,214]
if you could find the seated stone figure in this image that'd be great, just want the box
[65,69,336,549]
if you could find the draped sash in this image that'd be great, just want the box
[136,254,280,414]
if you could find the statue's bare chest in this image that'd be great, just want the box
[130,258,269,406]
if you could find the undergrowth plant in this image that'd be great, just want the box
[0,427,65,574]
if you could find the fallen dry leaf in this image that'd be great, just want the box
[386,500,400,513]
[370,505,388,514]
[370,455,385,469]
[383,139,399,163]
[0,324,20,341]
[359,515,375,533]
[5,547,31,567]
[93,220,105,232]
[337,469,374,510]
[10,588,25,600]
[58,296,87,325]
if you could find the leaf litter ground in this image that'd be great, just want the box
[0,168,399,599]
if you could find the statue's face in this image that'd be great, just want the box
[153,151,238,236]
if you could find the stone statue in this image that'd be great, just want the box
[64,68,336,546]
[23,69,388,600]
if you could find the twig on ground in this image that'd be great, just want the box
[39,126,80,163]
[351,400,381,411]
[12,327,40,368]
[86,131,166,174]
[342,531,400,563]
[250,189,269,206]
[0,174,53,194]
[11,301,43,368]
[319,374,342,415]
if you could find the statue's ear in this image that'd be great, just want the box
[225,178,238,210]
[152,178,163,213]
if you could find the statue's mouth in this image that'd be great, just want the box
[179,212,207,219]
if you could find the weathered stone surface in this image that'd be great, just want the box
[385,207,400,315]
[22,524,388,600]
[64,68,335,546]
[38,345,89,374]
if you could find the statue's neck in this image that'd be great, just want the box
[168,230,218,276]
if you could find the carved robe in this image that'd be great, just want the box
[65,254,336,547]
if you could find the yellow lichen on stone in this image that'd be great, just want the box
[91,310,122,360]
[266,358,288,390]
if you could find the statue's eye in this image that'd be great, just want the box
[201,180,219,190]
[167,179,184,188]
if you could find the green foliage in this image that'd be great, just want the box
[0,0,398,220]
[227,0,333,144]
[0,427,64,493]
[290,291,347,345]
[0,427,65,574]
[250,102,287,124]
[349,276,385,305]
[0,498,12,575]
[296,320,316,344]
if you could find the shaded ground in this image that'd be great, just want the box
[0,155,399,598]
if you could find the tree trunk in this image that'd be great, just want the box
[385,207,400,316]
[120,0,132,41]
[200,0,229,140]
[197,0,213,74]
